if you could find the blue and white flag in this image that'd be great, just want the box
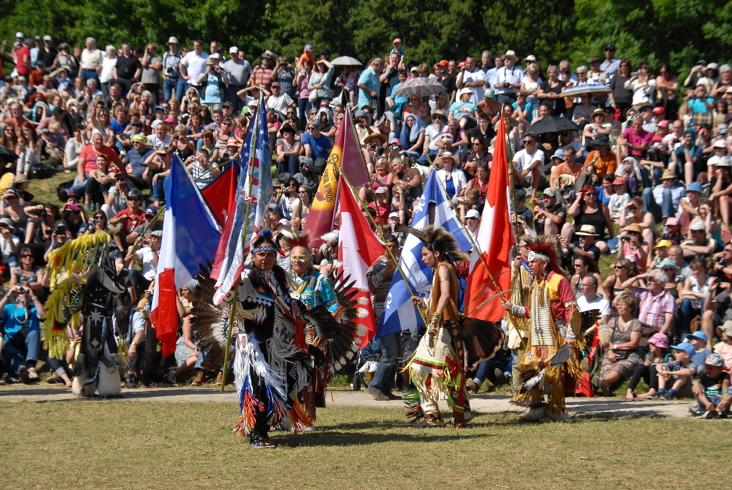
[375,171,472,339]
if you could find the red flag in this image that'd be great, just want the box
[464,116,514,321]
[201,163,237,226]
[331,109,370,188]
[337,176,385,346]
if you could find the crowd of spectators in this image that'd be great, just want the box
[0,32,730,416]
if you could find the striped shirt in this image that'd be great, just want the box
[635,287,675,330]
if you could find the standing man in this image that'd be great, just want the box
[494,50,524,106]
[224,47,252,113]
[113,42,142,96]
[179,40,208,92]
[357,58,384,113]
[480,50,493,73]
[484,55,504,96]
[366,236,400,401]
[79,38,103,85]
[141,44,162,106]
[14,37,32,77]
[40,35,57,72]
[272,56,296,100]
[249,50,275,91]
[456,55,485,104]
[162,37,184,102]
[600,43,620,77]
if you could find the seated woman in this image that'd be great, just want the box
[163,281,198,385]
[570,255,605,299]
[360,157,393,203]
[616,223,650,274]
[10,246,46,297]
[562,185,615,253]
[448,88,478,130]
[677,257,714,339]
[398,114,426,160]
[601,258,641,304]
[83,153,117,210]
[617,196,656,255]
[594,293,643,396]
[146,145,174,207]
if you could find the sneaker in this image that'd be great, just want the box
[718,412,728,419]
[251,439,277,449]
[646,392,662,399]
[660,391,674,400]
[0,373,9,385]
[367,386,389,401]
[17,366,30,384]
[125,373,137,389]
[695,411,714,419]
[689,406,704,417]
[46,373,62,384]
[368,361,379,373]
[27,367,39,381]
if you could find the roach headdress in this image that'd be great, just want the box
[418,225,468,263]
[527,234,566,276]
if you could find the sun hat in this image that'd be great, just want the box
[575,225,599,236]
[659,258,679,271]
[131,134,150,145]
[687,182,703,193]
[625,223,642,234]
[648,333,670,349]
[167,37,179,45]
[661,168,676,180]
[717,320,732,338]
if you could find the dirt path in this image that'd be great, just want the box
[0,384,695,418]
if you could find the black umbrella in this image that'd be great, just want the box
[527,116,579,135]
[0,146,19,164]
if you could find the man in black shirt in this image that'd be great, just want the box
[435,60,456,101]
[114,42,142,96]
[40,35,57,72]
[533,188,566,235]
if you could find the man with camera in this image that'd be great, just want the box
[493,51,523,105]
[0,285,45,385]
[162,37,184,102]
[197,56,229,112]
[112,42,141,96]
[140,43,162,106]
[124,229,160,298]
[223,47,252,113]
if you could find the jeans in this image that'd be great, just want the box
[298,98,313,120]
[152,176,168,201]
[163,77,186,102]
[47,356,74,378]
[639,165,662,189]
[227,87,246,113]
[497,94,517,106]
[695,394,730,415]
[642,187,674,222]
[80,69,99,86]
[278,155,299,176]
[368,332,400,394]
[417,149,438,167]
[677,298,704,338]
[2,329,40,376]
[129,269,152,297]
[474,358,508,385]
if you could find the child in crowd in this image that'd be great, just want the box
[691,353,731,418]
[714,321,732,371]
[685,331,711,363]
[651,342,704,400]
[609,177,630,222]
[661,217,684,246]
[627,333,672,399]
[650,240,672,269]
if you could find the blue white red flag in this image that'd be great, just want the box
[375,171,471,339]
[210,94,272,304]
[151,155,221,356]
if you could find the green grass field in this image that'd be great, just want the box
[1,401,729,490]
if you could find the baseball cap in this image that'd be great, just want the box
[524,55,536,62]
[154,105,165,111]
[483,88,496,99]
[304,44,313,52]
[716,156,732,167]
[127,189,142,199]
[393,38,402,44]
[685,331,708,343]
[438,60,448,67]
[689,221,707,231]
[388,212,399,219]
[654,240,673,249]
[665,217,680,226]
[542,188,557,198]
[594,134,610,146]
[466,209,481,219]
[670,343,695,356]
[657,120,669,129]
[604,43,616,51]
[43,35,52,42]
[229,46,239,54]
[704,353,725,368]
[647,333,669,349]
[168,37,179,45]
[144,207,157,216]
[612,177,625,186]
[458,61,466,68]
[652,106,665,115]
[374,187,387,194]
[687,182,703,193]
[15,32,23,39]
[659,258,679,271]
[707,62,719,70]
[714,139,728,149]
[65,189,79,198]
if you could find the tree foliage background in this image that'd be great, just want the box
[1,0,730,76]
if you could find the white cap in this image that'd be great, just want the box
[15,32,23,38]
[167,36,179,45]
[524,54,536,62]
[714,139,727,149]
[689,221,707,231]
[43,35,52,41]
[466,209,480,219]
[375,187,387,194]
[229,46,239,54]
[388,212,399,219]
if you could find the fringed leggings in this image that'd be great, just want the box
[251,340,270,443]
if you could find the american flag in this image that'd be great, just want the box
[210,94,273,304]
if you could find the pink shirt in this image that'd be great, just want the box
[622,128,653,157]
[714,341,732,371]
[635,287,676,330]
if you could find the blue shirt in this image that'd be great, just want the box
[110,120,129,136]
[124,146,154,178]
[688,98,714,113]
[357,67,380,110]
[203,73,223,104]
[302,132,332,160]
[2,304,40,341]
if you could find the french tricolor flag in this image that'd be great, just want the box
[150,155,221,356]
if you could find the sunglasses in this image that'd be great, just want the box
[129,197,141,202]
[20,254,33,258]
[574,264,584,268]
[662,268,675,272]
[466,217,478,221]
[523,140,534,144]
[585,193,597,197]
[222,122,231,126]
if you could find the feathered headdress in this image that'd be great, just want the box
[289,231,311,250]
[528,234,566,276]
[397,224,468,263]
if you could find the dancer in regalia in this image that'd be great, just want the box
[501,235,585,421]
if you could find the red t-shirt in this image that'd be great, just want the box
[368,201,390,224]
[15,45,31,75]
[114,208,146,233]
[79,144,121,174]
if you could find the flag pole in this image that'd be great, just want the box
[219,94,263,392]
[503,111,523,295]
[126,204,165,256]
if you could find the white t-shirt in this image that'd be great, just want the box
[100,56,118,83]
[458,69,485,103]
[135,246,158,281]
[425,125,446,152]
[181,51,209,86]
[512,148,546,176]
[266,94,295,116]
[577,295,611,317]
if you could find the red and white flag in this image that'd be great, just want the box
[337,177,385,347]
[464,115,514,321]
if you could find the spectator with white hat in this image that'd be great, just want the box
[493,50,523,105]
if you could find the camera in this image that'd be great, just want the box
[503,82,511,88]
[17,287,25,294]
[56,226,67,234]
[620,236,630,242]
[631,71,639,77]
